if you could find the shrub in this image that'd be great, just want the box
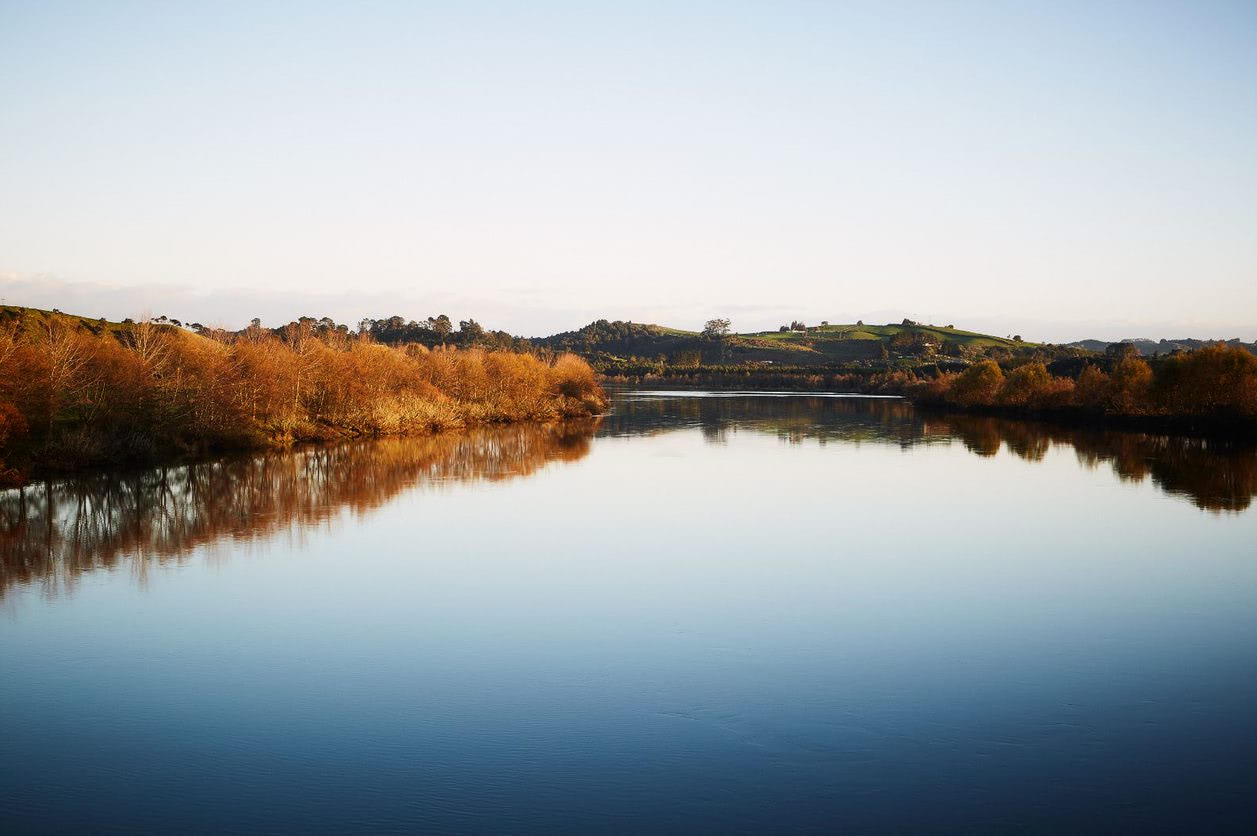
[1073,364,1110,411]
[946,360,1004,407]
[1109,356,1154,414]
[1155,344,1257,418]
[999,362,1074,410]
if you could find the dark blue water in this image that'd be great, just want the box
[3,392,1256,833]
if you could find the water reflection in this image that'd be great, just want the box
[944,414,1257,512]
[3,393,1254,601]
[602,391,936,445]
[607,392,1257,512]
[0,420,597,601]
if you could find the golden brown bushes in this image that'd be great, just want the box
[903,371,955,404]
[1155,344,1257,419]
[999,362,1075,409]
[946,360,1005,407]
[1108,356,1154,414]
[918,344,1257,426]
[0,315,605,479]
[998,362,1051,407]
[549,352,607,415]
[1073,364,1110,411]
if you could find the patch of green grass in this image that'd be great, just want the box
[737,322,1034,349]
[0,305,193,343]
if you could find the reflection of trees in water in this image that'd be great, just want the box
[942,415,1257,512]
[4,395,1252,601]
[603,394,950,448]
[0,420,597,600]
[606,394,1257,513]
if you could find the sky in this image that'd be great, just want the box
[1,0,1255,341]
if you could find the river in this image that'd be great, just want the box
[3,390,1256,833]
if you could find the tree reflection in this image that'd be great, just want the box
[0,420,597,601]
[605,393,1257,513]
[941,415,1257,512]
[604,393,948,448]
[4,394,1254,602]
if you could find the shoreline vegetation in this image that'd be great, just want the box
[539,319,1257,435]
[0,308,605,486]
[7,403,1255,602]
[601,344,1257,438]
[900,347,1257,437]
[2,305,1254,485]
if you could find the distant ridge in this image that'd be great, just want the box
[1066,337,1257,356]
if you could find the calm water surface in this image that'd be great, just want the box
[3,391,1257,833]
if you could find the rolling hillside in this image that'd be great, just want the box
[0,304,154,339]
[533,319,1039,369]
[1066,337,1257,357]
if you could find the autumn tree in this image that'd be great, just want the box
[1155,344,1257,418]
[999,362,1052,407]
[1109,356,1153,414]
[1073,364,1110,410]
[40,320,101,433]
[946,360,1004,407]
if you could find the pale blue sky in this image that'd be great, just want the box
[2,1,1255,340]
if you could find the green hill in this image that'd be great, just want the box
[0,304,169,341]
[533,318,1042,369]
[0,304,210,331]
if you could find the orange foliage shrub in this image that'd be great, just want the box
[1072,364,1110,411]
[999,362,1074,410]
[548,352,605,415]
[945,360,1005,407]
[999,362,1050,407]
[1155,344,1257,419]
[904,372,955,404]
[1108,356,1154,414]
[0,315,607,477]
[921,344,1256,426]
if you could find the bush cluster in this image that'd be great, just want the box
[906,345,1257,423]
[0,315,605,482]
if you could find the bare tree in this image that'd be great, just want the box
[126,319,171,377]
[42,320,101,433]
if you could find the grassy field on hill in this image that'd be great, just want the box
[0,304,138,338]
[536,318,1041,370]
[734,323,1030,363]
[741,322,1027,348]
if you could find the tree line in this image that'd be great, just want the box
[355,314,532,351]
[905,343,1257,428]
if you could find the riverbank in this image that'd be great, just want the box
[601,344,1257,439]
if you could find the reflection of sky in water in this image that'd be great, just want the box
[3,393,1256,833]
